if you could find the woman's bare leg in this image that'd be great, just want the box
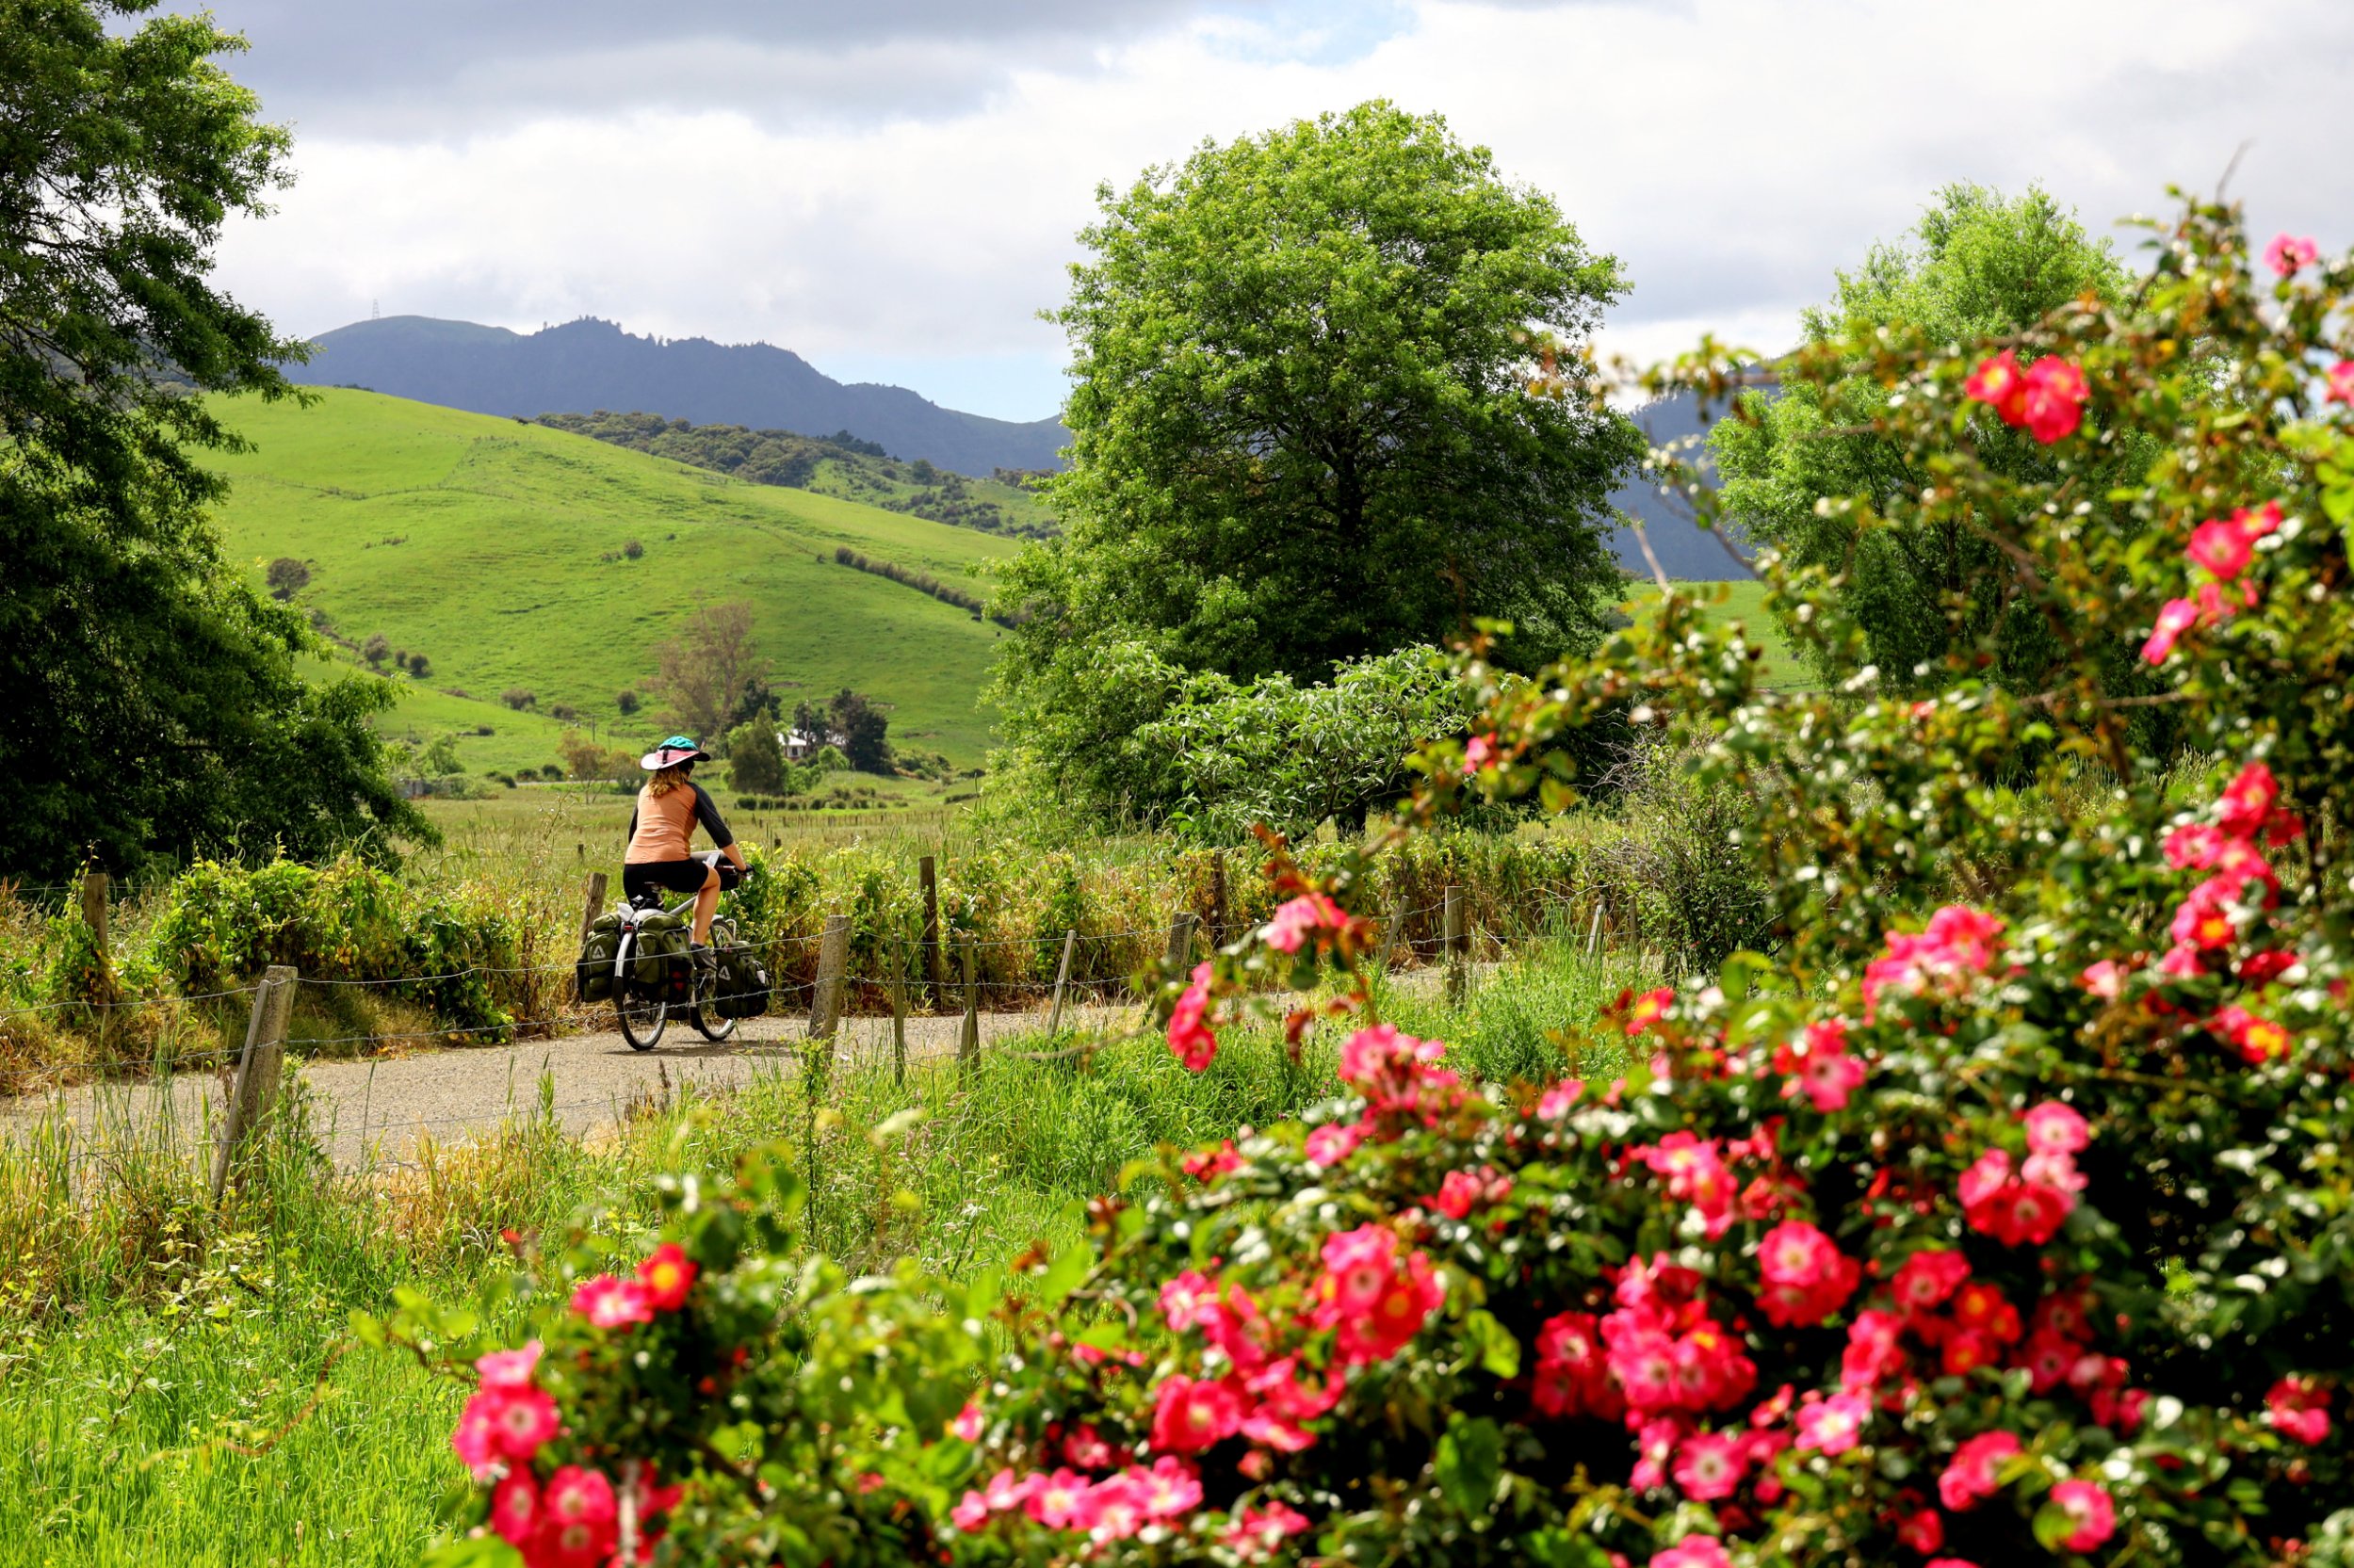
[693,865,721,945]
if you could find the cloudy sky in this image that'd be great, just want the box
[193,0,2353,421]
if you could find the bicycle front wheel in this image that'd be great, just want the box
[618,988,668,1050]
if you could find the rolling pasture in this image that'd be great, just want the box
[204,390,1020,769]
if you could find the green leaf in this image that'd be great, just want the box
[1464,1309,1521,1380]
[1435,1414,1504,1519]
[1035,1244,1091,1307]
[420,1538,523,1568]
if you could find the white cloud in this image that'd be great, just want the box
[214,0,2354,420]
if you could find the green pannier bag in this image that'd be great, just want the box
[576,909,625,1003]
[709,918,771,1019]
[630,910,692,1002]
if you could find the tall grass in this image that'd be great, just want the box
[0,939,1638,1565]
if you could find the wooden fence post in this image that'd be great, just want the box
[808,914,851,1040]
[889,935,909,1086]
[1163,910,1198,975]
[957,938,981,1077]
[1208,852,1228,948]
[1443,884,1467,1007]
[80,869,117,1007]
[577,871,609,948]
[1381,891,1406,970]
[211,965,296,1204]
[1584,902,1605,977]
[919,854,943,1010]
[1046,928,1077,1038]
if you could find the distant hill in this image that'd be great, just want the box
[203,388,1020,769]
[288,315,1069,478]
[532,411,1057,541]
[1606,388,1758,581]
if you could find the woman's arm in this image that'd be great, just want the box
[689,782,747,868]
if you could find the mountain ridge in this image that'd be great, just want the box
[287,315,1069,478]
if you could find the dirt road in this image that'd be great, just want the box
[4,997,1137,1171]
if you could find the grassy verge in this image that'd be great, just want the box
[0,936,1634,1566]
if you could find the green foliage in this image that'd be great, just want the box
[994,102,1642,818]
[1711,184,2148,689]
[724,720,787,796]
[0,1,427,880]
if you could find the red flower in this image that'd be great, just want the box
[2329,361,2354,405]
[1891,1249,1971,1311]
[2265,1375,2332,1445]
[2019,356,2089,443]
[1532,1311,1620,1420]
[2048,1479,2115,1551]
[637,1242,696,1311]
[2141,596,2199,664]
[489,1469,542,1546]
[1180,1140,1243,1181]
[1262,893,1343,955]
[1937,1430,2020,1511]
[2186,517,2253,580]
[2216,761,2281,836]
[1895,1508,1944,1554]
[1166,961,1218,1072]
[1625,986,1675,1036]
[2212,1004,2291,1065]
[1149,1375,1242,1454]
[539,1465,619,1568]
[1651,1536,1732,1568]
[1774,1018,1866,1111]
[2264,233,2319,276]
[1796,1390,1870,1455]
[1755,1220,1860,1328]
[1670,1430,1748,1500]
[1963,350,2030,424]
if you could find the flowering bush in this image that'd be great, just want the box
[400,193,2353,1567]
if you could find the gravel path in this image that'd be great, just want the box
[3,997,1140,1172]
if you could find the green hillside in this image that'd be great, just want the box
[204,389,1019,772]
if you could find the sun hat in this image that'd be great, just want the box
[639,735,712,770]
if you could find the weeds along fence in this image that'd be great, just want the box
[0,819,1711,1090]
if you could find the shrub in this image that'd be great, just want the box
[501,688,536,711]
[398,191,2354,1567]
[622,539,643,560]
[265,556,309,600]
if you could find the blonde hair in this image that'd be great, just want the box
[646,764,689,798]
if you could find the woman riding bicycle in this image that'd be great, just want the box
[624,736,748,966]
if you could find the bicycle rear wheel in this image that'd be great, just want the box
[690,962,737,1043]
[618,987,667,1050]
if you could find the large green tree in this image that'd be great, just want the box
[2,0,424,878]
[993,102,1641,816]
[1711,184,2143,688]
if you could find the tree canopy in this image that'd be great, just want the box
[993,102,1641,816]
[1,0,425,877]
[1710,184,2143,688]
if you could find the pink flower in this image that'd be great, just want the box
[2022,1101,2089,1156]
[2216,1004,2293,1064]
[1138,1455,1203,1518]
[1755,1220,1861,1328]
[2187,517,2253,580]
[1303,1121,1364,1167]
[2328,361,2354,406]
[2078,959,2125,999]
[476,1342,542,1391]
[1431,1165,1510,1220]
[1025,1467,1092,1529]
[1166,961,1218,1072]
[1862,907,2004,1021]
[450,1400,500,1479]
[950,1399,985,1442]
[1652,1535,1733,1568]
[637,1241,697,1311]
[2048,1479,2116,1551]
[1262,893,1342,955]
[2142,596,2200,664]
[1964,350,2030,424]
[2265,1375,2331,1445]
[541,1465,619,1564]
[1161,1269,1222,1333]
[982,1468,1041,1512]
[2216,761,2281,837]
[1625,986,1674,1036]
[1937,1430,2020,1511]
[1079,1472,1148,1541]
[1226,1500,1311,1558]
[2232,500,2282,542]
[2020,356,2090,443]
[1535,1077,1584,1120]
[1671,1430,1748,1500]
[1775,1019,1867,1111]
[489,1469,542,1546]
[950,1490,991,1531]
[1796,1391,1870,1455]
[1148,1374,1243,1454]
[1532,1311,1620,1420]
[571,1272,655,1330]
[1892,1249,1972,1311]
[1926,1561,1983,1568]
[1462,734,1495,774]
[1337,1023,1459,1113]
[1063,1423,1114,1470]
[1842,1308,1908,1391]
[2265,233,2319,276]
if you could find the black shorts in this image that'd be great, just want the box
[624,859,723,903]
